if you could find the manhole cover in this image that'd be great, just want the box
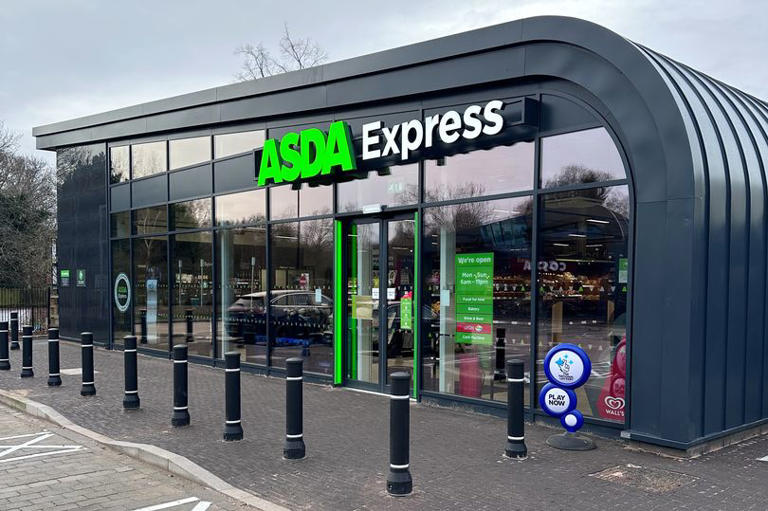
[591,464,697,494]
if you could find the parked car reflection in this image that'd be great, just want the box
[226,290,332,347]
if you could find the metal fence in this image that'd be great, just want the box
[0,287,51,332]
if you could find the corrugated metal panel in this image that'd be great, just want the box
[637,45,768,438]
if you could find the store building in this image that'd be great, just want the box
[35,16,768,451]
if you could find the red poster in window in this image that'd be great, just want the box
[597,338,626,420]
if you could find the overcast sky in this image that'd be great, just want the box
[1,0,766,164]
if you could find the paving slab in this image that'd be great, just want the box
[1,339,768,510]
[0,401,244,511]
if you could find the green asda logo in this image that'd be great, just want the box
[257,121,356,186]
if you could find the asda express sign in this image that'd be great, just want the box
[257,99,513,187]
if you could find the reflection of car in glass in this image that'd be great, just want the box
[226,290,332,346]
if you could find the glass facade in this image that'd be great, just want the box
[535,185,629,422]
[172,231,213,356]
[425,142,535,201]
[105,111,630,425]
[131,141,167,179]
[214,130,265,159]
[270,219,334,374]
[133,236,169,350]
[169,136,211,170]
[110,145,129,183]
[338,164,419,212]
[422,197,532,404]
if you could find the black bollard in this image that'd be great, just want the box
[387,372,412,496]
[20,325,33,378]
[123,335,140,409]
[283,357,305,459]
[171,344,190,427]
[140,309,147,344]
[505,359,527,458]
[10,312,19,350]
[0,321,9,370]
[80,332,96,396]
[47,328,61,386]
[185,309,194,342]
[223,352,243,441]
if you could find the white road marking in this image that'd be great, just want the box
[0,431,49,441]
[131,497,201,511]
[191,502,212,511]
[0,447,84,464]
[0,432,83,464]
[757,456,768,462]
[0,432,53,458]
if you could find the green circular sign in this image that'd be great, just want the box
[114,273,131,313]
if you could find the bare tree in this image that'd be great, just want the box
[0,122,56,288]
[235,23,328,81]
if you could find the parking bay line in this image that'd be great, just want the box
[0,432,53,459]
[131,497,205,511]
[0,447,83,464]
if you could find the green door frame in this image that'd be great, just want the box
[333,212,420,397]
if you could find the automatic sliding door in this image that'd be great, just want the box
[346,222,381,386]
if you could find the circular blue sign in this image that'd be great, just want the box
[543,343,591,389]
[538,383,577,418]
[560,410,585,433]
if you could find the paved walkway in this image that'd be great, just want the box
[0,401,242,510]
[2,339,768,510]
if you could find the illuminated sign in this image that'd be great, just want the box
[256,99,512,187]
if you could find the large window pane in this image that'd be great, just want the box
[270,219,334,374]
[172,232,213,357]
[215,189,266,226]
[170,198,211,230]
[111,211,130,238]
[133,236,169,351]
[133,206,167,235]
[111,239,131,342]
[300,184,332,217]
[536,185,629,422]
[540,127,626,188]
[214,130,265,159]
[216,226,267,364]
[110,146,129,184]
[424,142,534,202]
[131,141,167,179]
[170,136,211,170]
[422,197,532,403]
[269,183,333,220]
[270,185,298,220]
[337,164,418,212]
